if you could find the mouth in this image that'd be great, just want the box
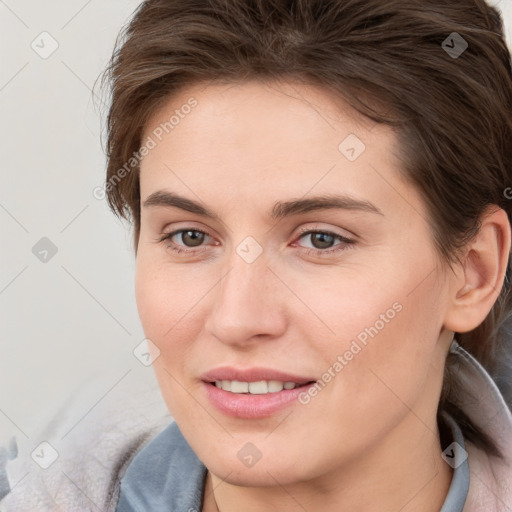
[200,368,318,418]
[200,366,316,387]
[207,379,316,394]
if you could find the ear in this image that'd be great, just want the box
[443,206,511,333]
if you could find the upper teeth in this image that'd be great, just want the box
[214,380,299,394]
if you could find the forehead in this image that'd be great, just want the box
[141,79,394,171]
[142,78,376,147]
[138,79,423,225]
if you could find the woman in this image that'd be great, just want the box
[1,0,511,510]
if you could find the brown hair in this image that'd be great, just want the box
[96,0,512,457]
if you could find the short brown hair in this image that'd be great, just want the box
[97,0,512,457]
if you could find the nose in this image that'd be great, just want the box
[203,249,288,349]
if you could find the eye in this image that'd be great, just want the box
[156,226,355,257]
[293,227,355,256]
[156,228,216,255]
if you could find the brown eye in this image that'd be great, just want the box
[294,229,355,257]
[308,232,336,250]
[178,230,206,247]
[157,228,214,254]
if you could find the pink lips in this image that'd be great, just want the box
[200,366,317,419]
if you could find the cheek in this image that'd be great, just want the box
[134,256,196,390]
[309,242,442,382]
[134,259,191,416]
[135,251,207,339]
[315,266,444,430]
[134,253,216,401]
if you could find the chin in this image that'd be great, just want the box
[208,457,315,488]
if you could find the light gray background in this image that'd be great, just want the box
[1,0,511,443]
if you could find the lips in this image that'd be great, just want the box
[199,366,318,418]
[200,366,316,385]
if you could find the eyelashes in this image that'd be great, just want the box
[156,227,355,258]
[293,227,354,256]
[156,228,212,255]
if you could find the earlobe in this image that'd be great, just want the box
[444,206,511,334]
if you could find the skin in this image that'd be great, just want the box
[134,78,511,512]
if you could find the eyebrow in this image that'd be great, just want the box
[142,190,383,220]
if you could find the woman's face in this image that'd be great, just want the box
[135,79,454,487]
